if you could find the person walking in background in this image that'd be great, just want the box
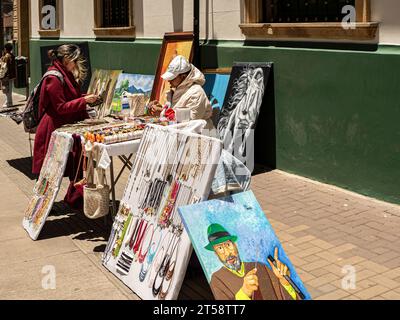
[32,44,99,175]
[0,43,16,108]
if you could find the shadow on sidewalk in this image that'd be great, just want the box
[7,157,36,180]
[38,201,112,245]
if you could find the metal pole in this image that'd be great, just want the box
[193,0,200,68]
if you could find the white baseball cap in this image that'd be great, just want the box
[161,55,192,81]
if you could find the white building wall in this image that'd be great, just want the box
[62,0,95,38]
[30,0,40,37]
[29,0,400,45]
[372,0,400,45]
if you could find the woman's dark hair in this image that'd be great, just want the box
[4,43,13,52]
[48,44,87,83]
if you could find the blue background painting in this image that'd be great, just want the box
[204,74,230,109]
[179,190,311,300]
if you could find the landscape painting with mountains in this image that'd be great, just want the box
[111,73,155,113]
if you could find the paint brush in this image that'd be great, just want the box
[268,255,306,300]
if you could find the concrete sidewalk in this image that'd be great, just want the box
[1,92,400,300]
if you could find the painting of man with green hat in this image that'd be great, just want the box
[206,223,302,300]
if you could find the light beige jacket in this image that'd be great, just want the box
[171,65,215,132]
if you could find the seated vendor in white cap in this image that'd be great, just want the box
[148,55,214,131]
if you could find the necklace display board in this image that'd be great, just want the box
[178,191,311,300]
[22,132,74,240]
[102,124,222,300]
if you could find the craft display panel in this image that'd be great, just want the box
[23,132,73,240]
[111,73,155,114]
[179,190,311,301]
[217,63,272,173]
[87,69,123,118]
[151,32,194,106]
[102,124,222,300]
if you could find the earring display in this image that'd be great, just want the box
[23,132,74,240]
[102,124,222,300]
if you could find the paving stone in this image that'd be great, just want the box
[315,289,351,300]
[354,285,391,300]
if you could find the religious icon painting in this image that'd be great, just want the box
[102,124,222,300]
[23,132,74,240]
[217,63,272,173]
[178,190,311,301]
[87,69,123,118]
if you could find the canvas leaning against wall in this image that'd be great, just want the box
[87,69,123,118]
[102,124,222,300]
[218,63,272,173]
[179,190,311,301]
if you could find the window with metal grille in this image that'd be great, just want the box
[101,0,130,28]
[265,0,355,23]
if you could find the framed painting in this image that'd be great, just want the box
[217,63,272,173]
[150,32,194,106]
[179,190,311,301]
[87,69,123,118]
[111,73,155,113]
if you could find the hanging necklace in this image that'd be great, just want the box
[139,226,164,282]
[137,223,155,263]
[158,237,181,300]
[147,231,173,288]
[152,233,180,299]
[158,180,181,228]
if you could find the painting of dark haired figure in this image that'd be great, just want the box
[217,63,272,173]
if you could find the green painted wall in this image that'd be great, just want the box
[29,39,162,88]
[29,38,400,205]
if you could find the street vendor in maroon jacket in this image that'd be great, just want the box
[32,44,99,175]
[205,224,301,300]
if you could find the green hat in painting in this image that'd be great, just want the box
[205,224,238,251]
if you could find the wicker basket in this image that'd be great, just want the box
[83,150,110,219]
[84,183,110,219]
